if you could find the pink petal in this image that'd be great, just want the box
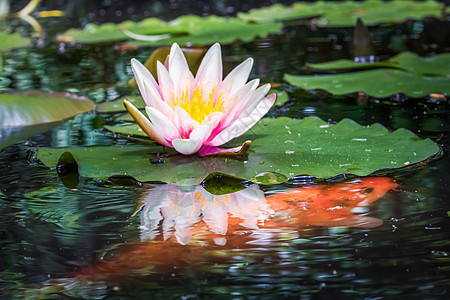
[157,61,176,102]
[173,107,196,138]
[197,142,250,156]
[195,43,222,84]
[210,93,276,146]
[203,111,224,131]
[168,43,190,87]
[171,122,212,155]
[189,121,213,143]
[145,106,180,143]
[131,58,162,103]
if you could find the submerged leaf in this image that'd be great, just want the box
[37,117,440,184]
[0,31,31,51]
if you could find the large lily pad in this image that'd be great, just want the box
[96,96,145,113]
[285,69,450,98]
[307,52,450,76]
[286,52,450,98]
[58,15,282,46]
[37,117,439,184]
[0,91,95,127]
[237,0,445,27]
[0,31,31,51]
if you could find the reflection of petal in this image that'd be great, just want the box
[139,185,172,241]
[202,200,228,235]
[138,182,270,245]
[226,185,274,229]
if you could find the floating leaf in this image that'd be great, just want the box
[96,96,145,113]
[58,18,173,44]
[306,52,450,76]
[37,117,440,184]
[58,15,282,46]
[285,69,450,98]
[273,89,289,106]
[0,31,31,51]
[0,91,95,127]
[238,0,445,27]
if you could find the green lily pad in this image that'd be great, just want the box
[307,52,450,77]
[58,15,282,46]
[0,91,95,127]
[238,0,445,27]
[37,117,440,184]
[273,89,289,106]
[284,69,450,98]
[0,31,31,51]
[96,96,145,113]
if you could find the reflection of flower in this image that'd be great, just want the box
[139,183,274,245]
[125,43,276,156]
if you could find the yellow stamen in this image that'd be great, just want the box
[170,84,224,124]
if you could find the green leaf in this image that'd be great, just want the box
[307,52,450,76]
[0,31,31,51]
[96,96,145,113]
[58,15,282,46]
[37,117,440,184]
[273,89,289,106]
[0,91,95,127]
[238,0,444,27]
[284,69,450,98]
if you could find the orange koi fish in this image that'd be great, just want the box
[69,177,397,281]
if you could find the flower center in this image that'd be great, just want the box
[171,84,224,124]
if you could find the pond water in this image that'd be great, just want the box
[1,1,450,299]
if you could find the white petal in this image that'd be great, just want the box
[220,57,253,98]
[168,43,190,87]
[195,43,222,84]
[236,83,271,119]
[131,58,162,103]
[145,106,180,142]
[220,79,260,128]
[172,138,202,155]
[210,93,276,146]
[124,100,171,147]
[177,68,195,93]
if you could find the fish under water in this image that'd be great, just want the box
[75,177,397,276]
[29,177,397,296]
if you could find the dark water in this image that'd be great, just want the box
[1,1,450,299]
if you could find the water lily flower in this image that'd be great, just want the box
[138,182,274,245]
[125,43,276,156]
